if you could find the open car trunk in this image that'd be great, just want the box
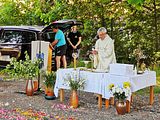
[41,20,83,71]
[0,20,83,70]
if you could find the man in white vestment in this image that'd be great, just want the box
[92,27,116,72]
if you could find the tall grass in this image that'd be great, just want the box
[136,66,160,95]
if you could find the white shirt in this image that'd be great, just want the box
[94,35,116,72]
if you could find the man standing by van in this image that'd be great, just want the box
[51,26,67,70]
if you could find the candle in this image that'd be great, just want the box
[72,52,78,70]
[89,54,94,71]
[74,57,76,70]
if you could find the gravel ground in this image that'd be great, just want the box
[0,80,160,120]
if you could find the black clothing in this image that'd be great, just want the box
[55,44,67,56]
[67,31,81,49]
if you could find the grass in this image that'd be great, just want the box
[136,66,160,95]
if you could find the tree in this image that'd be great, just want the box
[0,0,159,65]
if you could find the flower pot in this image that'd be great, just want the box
[45,87,54,96]
[116,100,126,115]
[70,90,79,108]
[33,80,38,92]
[26,79,34,96]
[45,94,56,100]
[45,87,48,95]
[47,91,54,96]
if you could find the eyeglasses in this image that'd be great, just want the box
[98,32,105,36]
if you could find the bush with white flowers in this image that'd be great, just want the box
[108,82,131,101]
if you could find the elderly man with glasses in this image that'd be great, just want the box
[92,27,116,72]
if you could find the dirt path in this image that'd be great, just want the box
[0,80,160,120]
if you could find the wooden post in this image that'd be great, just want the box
[97,94,102,110]
[47,44,52,72]
[126,100,130,113]
[60,89,64,102]
[74,57,76,70]
[105,99,109,109]
[150,86,154,105]
[110,97,114,105]
[131,93,133,103]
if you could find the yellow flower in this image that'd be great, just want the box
[123,82,131,88]
[108,84,114,90]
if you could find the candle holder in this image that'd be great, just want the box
[89,54,94,71]
[72,52,78,70]
[83,61,90,69]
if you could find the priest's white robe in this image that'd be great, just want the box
[94,35,116,72]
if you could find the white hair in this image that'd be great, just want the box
[97,27,107,34]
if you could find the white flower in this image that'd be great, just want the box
[112,87,116,93]
[64,70,85,90]
[116,87,120,93]
[119,88,123,94]
[5,102,9,106]
[124,88,131,97]
[125,91,129,97]
[108,82,131,101]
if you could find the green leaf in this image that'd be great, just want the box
[127,0,144,5]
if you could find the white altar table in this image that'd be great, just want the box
[54,68,105,97]
[102,71,156,99]
[54,68,156,112]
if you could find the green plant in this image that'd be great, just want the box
[43,71,56,88]
[64,70,85,90]
[3,51,42,80]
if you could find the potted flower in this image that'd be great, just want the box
[64,70,85,108]
[3,51,41,96]
[132,46,146,73]
[108,82,131,115]
[42,71,56,99]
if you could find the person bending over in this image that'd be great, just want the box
[51,26,67,70]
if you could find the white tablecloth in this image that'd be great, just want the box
[102,71,156,99]
[54,68,156,99]
[54,68,104,97]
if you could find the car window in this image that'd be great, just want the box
[43,31,55,43]
[0,30,36,43]
[0,29,2,38]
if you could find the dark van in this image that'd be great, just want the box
[0,20,83,70]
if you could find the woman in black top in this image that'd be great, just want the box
[67,26,82,61]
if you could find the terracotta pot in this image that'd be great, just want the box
[45,87,54,96]
[26,79,34,96]
[116,100,126,115]
[45,87,48,95]
[47,91,54,96]
[33,80,38,92]
[70,90,79,108]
